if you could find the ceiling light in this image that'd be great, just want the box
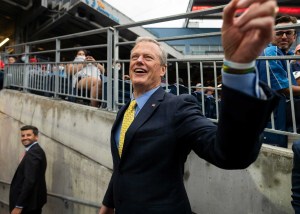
[0,38,9,47]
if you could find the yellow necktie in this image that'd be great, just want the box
[119,100,137,157]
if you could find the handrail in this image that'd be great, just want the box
[47,192,100,209]
[0,180,100,209]
[0,199,8,206]
[5,27,113,48]
[115,5,225,29]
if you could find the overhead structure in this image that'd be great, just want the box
[184,0,300,27]
[0,0,183,59]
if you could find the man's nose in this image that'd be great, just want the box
[137,55,144,62]
[282,33,288,38]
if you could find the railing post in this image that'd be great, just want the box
[175,62,179,95]
[113,28,120,112]
[106,27,114,111]
[287,60,297,133]
[54,38,61,99]
[23,45,30,92]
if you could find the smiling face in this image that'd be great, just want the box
[129,41,166,98]
[272,22,296,53]
[21,129,38,147]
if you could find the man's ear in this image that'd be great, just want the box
[160,64,167,77]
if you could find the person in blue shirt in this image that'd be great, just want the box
[291,44,300,74]
[256,15,299,97]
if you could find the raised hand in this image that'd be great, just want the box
[222,0,278,63]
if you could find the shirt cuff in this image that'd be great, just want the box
[222,70,259,98]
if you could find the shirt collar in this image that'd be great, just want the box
[133,86,160,113]
[25,141,38,151]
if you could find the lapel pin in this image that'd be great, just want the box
[152,104,156,107]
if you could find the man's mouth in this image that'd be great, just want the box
[134,68,147,74]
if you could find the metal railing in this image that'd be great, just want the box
[2,5,300,147]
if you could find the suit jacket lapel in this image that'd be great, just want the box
[111,102,130,158]
[120,87,165,159]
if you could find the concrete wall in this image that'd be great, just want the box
[0,89,294,214]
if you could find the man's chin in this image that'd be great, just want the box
[22,141,32,146]
[278,44,291,51]
[132,79,146,87]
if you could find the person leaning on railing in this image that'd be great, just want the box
[99,0,280,213]
[291,44,300,79]
[256,15,299,96]
[67,49,105,107]
[256,15,300,135]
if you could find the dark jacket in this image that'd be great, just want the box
[103,84,279,214]
[9,143,47,212]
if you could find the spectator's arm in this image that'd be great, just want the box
[279,85,300,97]
[66,63,84,76]
[97,63,105,74]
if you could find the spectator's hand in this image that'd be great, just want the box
[222,0,277,63]
[85,56,96,62]
[98,205,114,214]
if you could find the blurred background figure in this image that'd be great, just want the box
[291,44,300,73]
[293,71,300,86]
[195,83,203,95]
[0,59,4,71]
[205,86,215,98]
[8,56,16,64]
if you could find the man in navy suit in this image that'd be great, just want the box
[9,125,47,214]
[99,0,279,213]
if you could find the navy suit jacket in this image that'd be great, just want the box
[103,84,279,213]
[9,143,47,212]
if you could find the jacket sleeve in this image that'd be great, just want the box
[16,151,42,207]
[102,172,115,208]
[174,83,279,169]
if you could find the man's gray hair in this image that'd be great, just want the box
[133,37,168,66]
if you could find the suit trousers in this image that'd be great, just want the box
[292,140,300,213]
[22,208,42,214]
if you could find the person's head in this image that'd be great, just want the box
[178,78,184,85]
[8,56,16,64]
[76,49,87,57]
[195,83,203,92]
[295,44,300,55]
[129,37,167,97]
[272,16,297,53]
[20,125,39,147]
[205,86,214,96]
[74,49,87,62]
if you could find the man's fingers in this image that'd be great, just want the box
[239,16,274,37]
[234,0,277,27]
[222,0,239,28]
[236,0,276,8]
